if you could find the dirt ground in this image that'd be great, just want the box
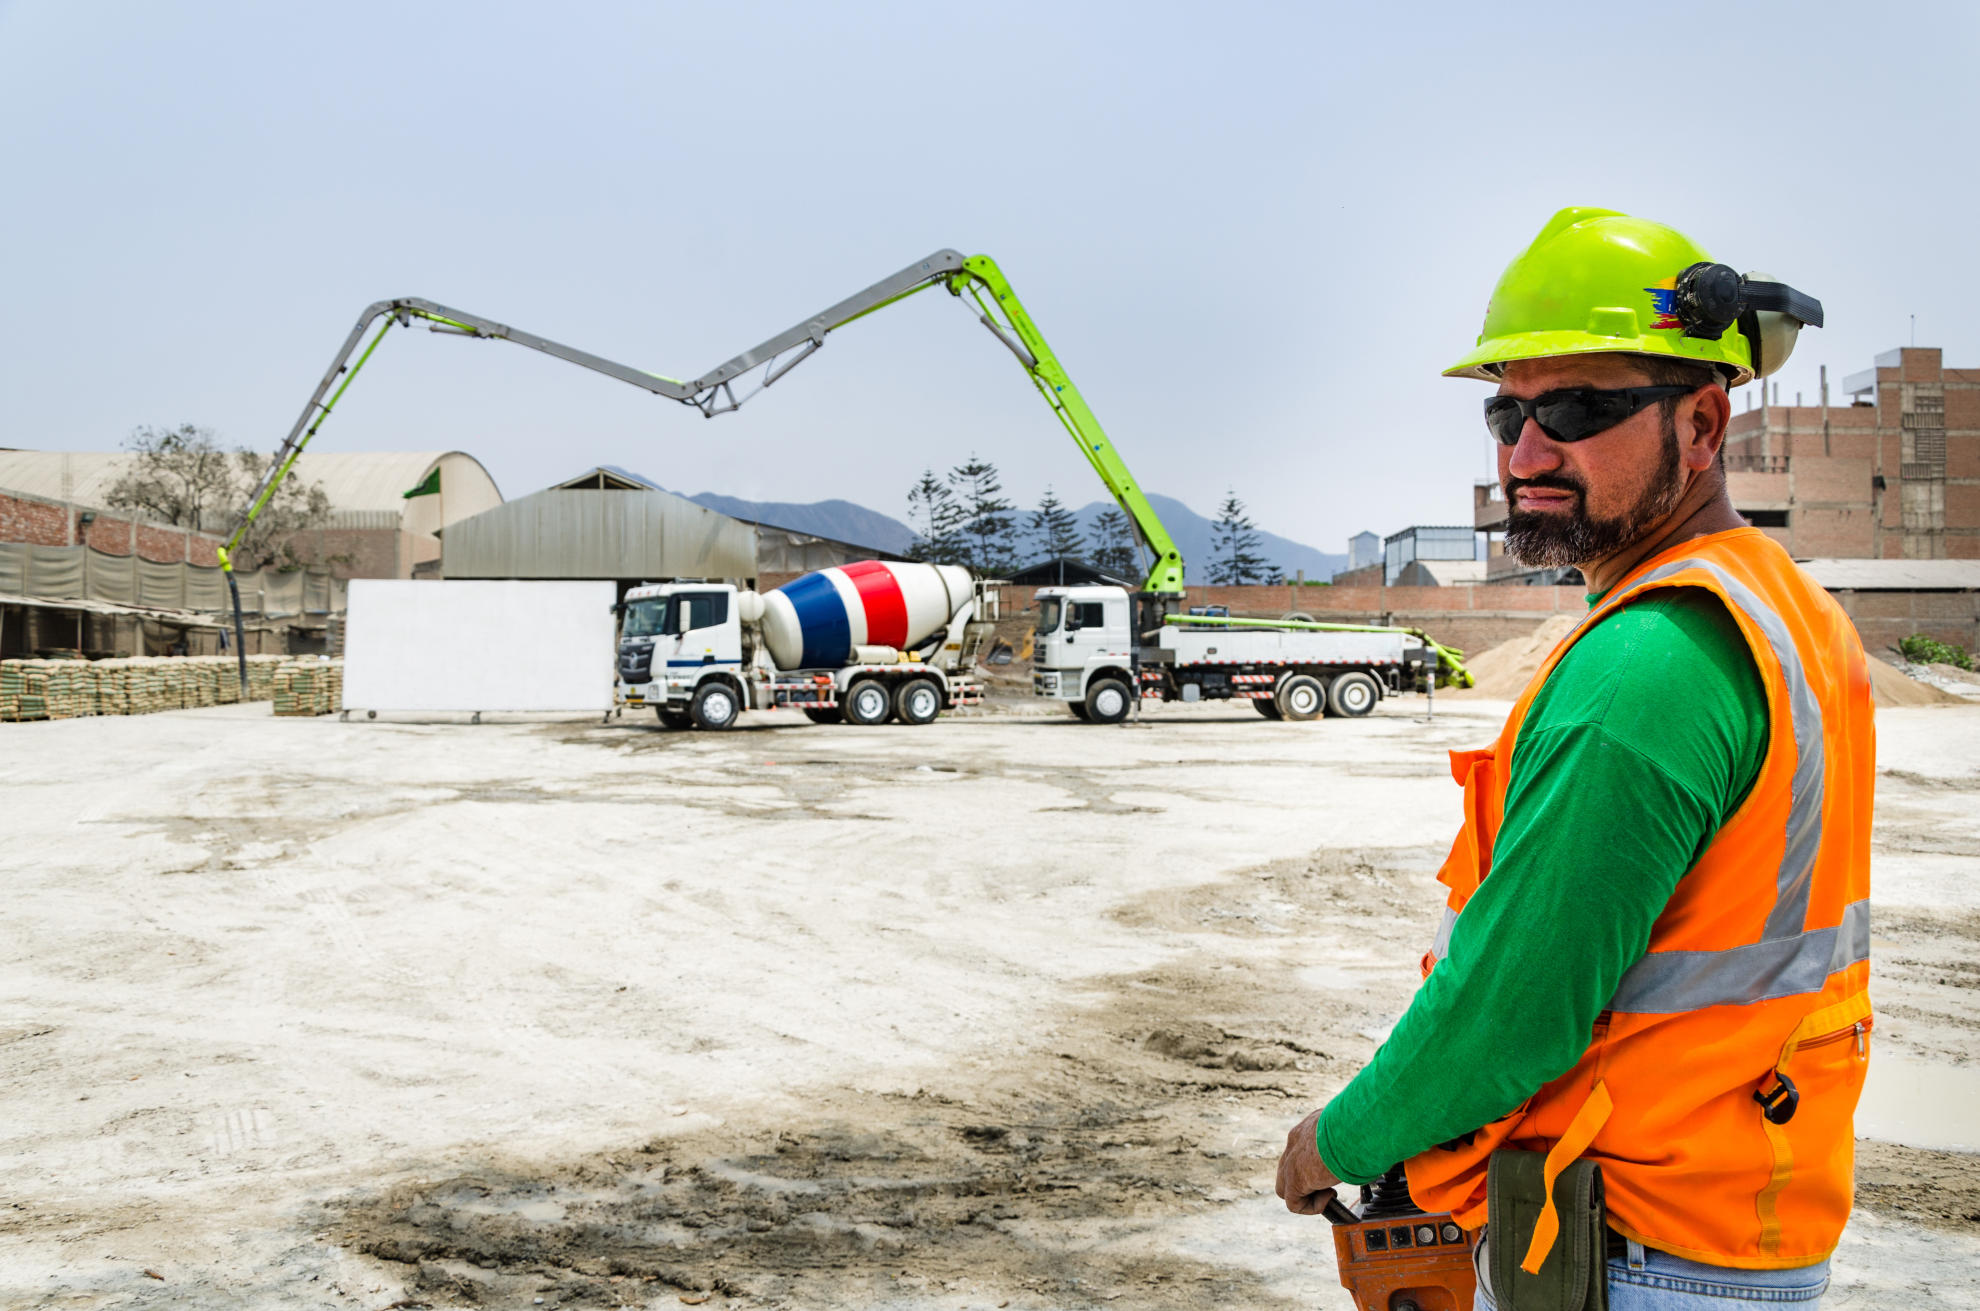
[3,694,1977,1309]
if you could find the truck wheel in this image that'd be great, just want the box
[657,707,693,730]
[1276,674,1325,721]
[801,706,843,725]
[1253,697,1283,719]
[895,678,942,725]
[843,679,892,726]
[1084,677,1131,725]
[1068,702,1091,721]
[690,681,741,730]
[1327,671,1380,718]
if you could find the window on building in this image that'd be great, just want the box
[1744,510,1790,528]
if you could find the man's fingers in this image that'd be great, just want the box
[1287,1186,1337,1217]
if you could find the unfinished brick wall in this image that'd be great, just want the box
[1,489,227,562]
[1837,589,1980,655]
[133,522,190,563]
[0,492,71,546]
[741,571,1980,661]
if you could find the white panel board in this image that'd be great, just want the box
[343,580,617,712]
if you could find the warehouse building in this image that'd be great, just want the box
[439,468,758,599]
[438,466,901,596]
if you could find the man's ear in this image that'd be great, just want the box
[1683,386,1733,472]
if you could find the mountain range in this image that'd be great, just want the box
[680,488,1347,582]
[587,467,1346,580]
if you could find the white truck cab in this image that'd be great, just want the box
[1031,585,1139,722]
[616,582,756,729]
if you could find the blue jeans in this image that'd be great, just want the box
[1474,1231,1830,1309]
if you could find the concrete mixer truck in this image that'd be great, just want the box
[614,562,998,730]
[220,249,1470,717]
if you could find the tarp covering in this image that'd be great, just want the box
[0,542,345,615]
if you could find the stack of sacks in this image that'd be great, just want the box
[272,658,343,716]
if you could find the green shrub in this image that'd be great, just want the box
[1898,634,1973,670]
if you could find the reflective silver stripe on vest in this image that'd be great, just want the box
[1430,906,1457,961]
[1608,899,1870,1014]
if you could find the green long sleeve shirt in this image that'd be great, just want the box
[1315,587,1769,1184]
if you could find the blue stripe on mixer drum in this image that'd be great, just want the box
[778,571,852,669]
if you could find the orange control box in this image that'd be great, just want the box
[1329,1209,1478,1311]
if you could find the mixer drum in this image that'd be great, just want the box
[760,561,973,671]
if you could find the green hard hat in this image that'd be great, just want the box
[1445,207,1760,385]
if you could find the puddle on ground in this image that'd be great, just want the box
[1857,1056,1980,1153]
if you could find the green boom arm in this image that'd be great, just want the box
[222,250,1185,601]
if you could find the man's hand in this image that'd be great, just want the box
[1275,1107,1342,1215]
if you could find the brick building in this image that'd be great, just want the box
[1719,346,1976,560]
[0,449,502,578]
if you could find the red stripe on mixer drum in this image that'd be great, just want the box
[839,560,909,648]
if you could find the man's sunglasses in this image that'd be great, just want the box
[1485,385,1696,446]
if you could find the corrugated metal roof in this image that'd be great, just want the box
[1796,559,1980,591]
[441,486,757,581]
[0,449,501,528]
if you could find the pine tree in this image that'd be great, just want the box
[1086,506,1140,581]
[1210,490,1270,585]
[948,454,1018,575]
[905,467,965,564]
[1026,486,1083,566]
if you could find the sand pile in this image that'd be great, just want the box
[1442,613,1579,698]
[1869,656,1966,707]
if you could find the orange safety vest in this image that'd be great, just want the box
[1404,527,1875,1270]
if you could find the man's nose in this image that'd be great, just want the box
[1504,418,1564,481]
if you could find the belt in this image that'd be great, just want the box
[1604,1226,1630,1262]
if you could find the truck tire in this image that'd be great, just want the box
[1327,671,1380,718]
[1068,702,1091,722]
[1084,677,1132,725]
[843,679,893,726]
[1276,674,1325,721]
[801,706,843,725]
[657,706,693,730]
[690,681,741,731]
[894,678,942,726]
[1253,696,1283,719]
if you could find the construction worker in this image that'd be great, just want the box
[1275,209,1871,1308]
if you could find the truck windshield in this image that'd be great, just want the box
[623,598,670,637]
[1035,599,1062,636]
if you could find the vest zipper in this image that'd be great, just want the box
[1794,1019,1867,1056]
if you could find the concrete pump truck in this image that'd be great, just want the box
[219,250,1469,726]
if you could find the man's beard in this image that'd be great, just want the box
[1503,422,1685,569]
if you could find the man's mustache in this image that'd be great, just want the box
[1505,474,1585,500]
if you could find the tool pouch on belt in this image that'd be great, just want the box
[1486,1150,1608,1311]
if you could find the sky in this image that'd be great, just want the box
[2,1,1976,555]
